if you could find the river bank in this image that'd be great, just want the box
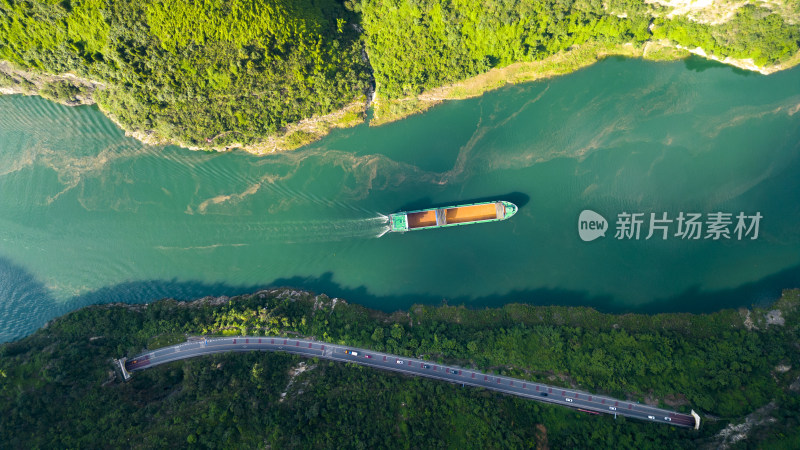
[0,60,103,105]
[98,94,370,154]
[369,40,800,126]
[3,38,798,156]
[0,59,371,154]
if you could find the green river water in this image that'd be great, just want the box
[1,56,799,341]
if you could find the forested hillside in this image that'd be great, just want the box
[0,0,370,147]
[1,289,799,448]
[0,0,798,150]
[360,0,800,98]
[360,0,651,97]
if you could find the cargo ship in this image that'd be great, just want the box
[388,201,517,232]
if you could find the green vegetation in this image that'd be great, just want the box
[360,0,799,99]
[652,5,800,66]
[1,289,799,448]
[0,71,17,88]
[361,0,652,98]
[360,0,799,122]
[370,40,654,125]
[38,80,89,103]
[2,0,799,149]
[0,0,370,147]
[146,332,186,349]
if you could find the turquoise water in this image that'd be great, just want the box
[1,56,799,341]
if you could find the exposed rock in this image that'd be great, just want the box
[646,0,745,25]
[712,402,777,449]
[101,370,116,387]
[0,60,103,105]
[643,394,659,406]
[765,309,785,326]
[279,362,315,403]
[535,424,549,450]
[662,393,690,407]
[675,45,779,75]
[743,309,757,330]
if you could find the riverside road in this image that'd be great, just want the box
[123,336,699,429]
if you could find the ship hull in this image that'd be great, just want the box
[389,201,517,232]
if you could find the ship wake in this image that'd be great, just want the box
[254,215,390,243]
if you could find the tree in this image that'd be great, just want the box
[390,324,403,341]
[371,327,384,342]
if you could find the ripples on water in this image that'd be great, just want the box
[0,257,59,342]
[1,57,799,342]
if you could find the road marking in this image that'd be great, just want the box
[126,338,694,428]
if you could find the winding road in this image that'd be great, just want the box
[123,336,699,429]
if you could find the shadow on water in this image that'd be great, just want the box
[395,192,531,213]
[0,256,268,343]
[2,254,798,343]
[268,263,800,315]
[683,55,757,77]
[0,257,62,343]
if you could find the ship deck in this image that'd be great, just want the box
[445,203,499,224]
[407,210,437,228]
